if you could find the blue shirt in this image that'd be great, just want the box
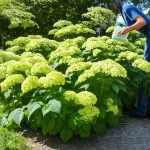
[120,4,150,35]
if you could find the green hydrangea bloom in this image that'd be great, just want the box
[78,70,95,83]
[63,91,77,102]
[49,46,81,63]
[25,38,59,52]
[82,38,108,51]
[132,59,150,73]
[21,52,48,64]
[6,46,21,53]
[118,51,143,61]
[66,62,92,75]
[11,37,31,47]
[39,71,65,88]
[75,91,97,106]
[0,50,20,62]
[93,49,101,57]
[53,20,73,29]
[31,62,52,76]
[6,61,33,75]
[78,105,100,122]
[21,76,39,93]
[0,67,5,80]
[1,74,24,92]
[59,56,84,65]
[91,59,127,77]
[78,59,127,83]
[106,98,118,116]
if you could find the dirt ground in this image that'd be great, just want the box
[17,116,150,150]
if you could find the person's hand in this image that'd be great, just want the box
[117,27,130,35]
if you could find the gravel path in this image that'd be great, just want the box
[17,116,150,150]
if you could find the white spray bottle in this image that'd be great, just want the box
[112,22,129,41]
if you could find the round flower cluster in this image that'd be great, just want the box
[6,46,21,53]
[21,76,39,93]
[0,67,5,80]
[49,46,81,63]
[31,62,52,76]
[48,29,59,35]
[58,39,77,48]
[20,52,48,64]
[53,20,73,29]
[134,38,146,49]
[98,36,110,41]
[82,39,107,51]
[1,74,24,92]
[0,50,20,62]
[39,71,65,88]
[106,39,135,52]
[78,70,94,83]
[5,41,13,47]
[78,105,100,122]
[68,58,84,65]
[118,51,143,61]
[1,60,17,71]
[91,59,127,77]
[6,61,33,75]
[25,38,59,52]
[63,91,77,102]
[28,35,43,39]
[72,36,85,48]
[11,37,31,47]
[93,49,102,57]
[106,98,118,116]
[59,56,84,65]
[58,56,72,64]
[75,91,97,106]
[78,59,127,83]
[66,62,92,75]
[54,24,95,39]
[132,59,150,73]
[106,26,115,34]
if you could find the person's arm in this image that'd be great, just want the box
[117,16,146,35]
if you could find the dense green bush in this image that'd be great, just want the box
[0,128,31,150]
[0,20,149,143]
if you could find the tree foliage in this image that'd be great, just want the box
[0,0,38,48]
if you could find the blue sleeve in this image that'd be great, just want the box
[125,8,140,21]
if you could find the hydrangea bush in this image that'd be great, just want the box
[0,21,150,143]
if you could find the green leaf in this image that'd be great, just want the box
[42,105,50,117]
[67,114,78,130]
[48,119,55,131]
[42,100,61,117]
[133,75,144,82]
[8,108,24,127]
[116,79,125,85]
[99,107,105,119]
[0,116,8,128]
[4,90,11,100]
[112,84,119,94]
[51,62,59,69]
[27,102,41,120]
[118,84,127,92]
[79,126,90,138]
[108,116,119,127]
[93,121,105,133]
[42,123,49,136]
[35,110,42,127]
[48,99,61,114]
[82,124,91,132]
[60,127,73,143]
[79,83,90,90]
